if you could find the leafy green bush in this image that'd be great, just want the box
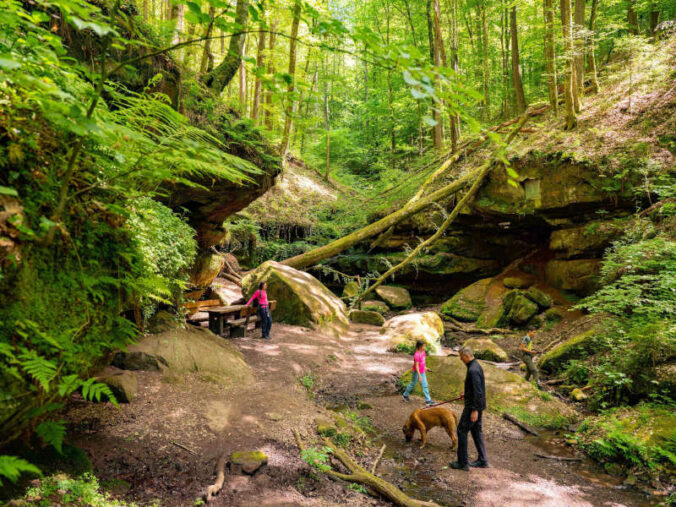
[17,473,138,506]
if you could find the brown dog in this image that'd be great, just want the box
[402,406,458,450]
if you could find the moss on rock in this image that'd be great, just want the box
[525,286,552,309]
[383,312,444,355]
[229,450,268,475]
[375,285,412,309]
[507,293,539,324]
[349,310,385,326]
[361,300,389,314]
[401,356,578,428]
[440,278,491,322]
[503,276,533,289]
[539,328,599,373]
[342,281,360,299]
[242,260,349,333]
[545,259,601,296]
[463,338,510,362]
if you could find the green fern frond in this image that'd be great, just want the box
[0,455,42,486]
[35,420,66,453]
[18,351,57,392]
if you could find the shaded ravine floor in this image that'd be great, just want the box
[64,323,651,506]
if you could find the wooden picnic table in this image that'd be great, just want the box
[207,301,276,338]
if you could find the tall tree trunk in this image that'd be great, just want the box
[204,0,250,94]
[172,3,184,46]
[386,0,396,166]
[238,36,247,115]
[449,0,460,150]
[573,0,585,111]
[500,0,510,117]
[544,0,558,112]
[481,0,491,121]
[292,48,313,150]
[199,7,216,75]
[323,50,330,180]
[510,6,527,113]
[143,0,148,20]
[649,3,660,39]
[429,0,443,152]
[264,21,278,129]
[587,0,600,93]
[280,0,302,155]
[251,5,267,122]
[183,22,197,68]
[627,0,638,35]
[561,0,577,129]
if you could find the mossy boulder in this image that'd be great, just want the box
[361,300,389,315]
[503,276,533,289]
[401,356,578,428]
[539,328,598,373]
[189,252,226,299]
[375,285,412,309]
[342,281,360,299]
[549,219,626,258]
[545,307,565,325]
[229,450,268,475]
[349,310,385,326]
[476,302,507,329]
[242,260,349,333]
[570,388,588,402]
[463,338,509,362]
[126,327,252,386]
[315,417,337,436]
[545,259,601,295]
[506,293,539,324]
[440,278,491,322]
[96,367,138,403]
[525,286,552,309]
[112,350,168,371]
[383,312,444,355]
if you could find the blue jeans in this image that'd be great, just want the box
[258,306,272,338]
[404,372,432,403]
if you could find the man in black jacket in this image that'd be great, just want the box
[450,346,489,471]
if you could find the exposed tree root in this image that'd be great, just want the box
[502,413,540,437]
[371,444,386,474]
[293,429,438,506]
[205,452,227,503]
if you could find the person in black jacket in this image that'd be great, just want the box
[450,346,489,471]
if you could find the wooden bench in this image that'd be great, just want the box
[207,301,276,338]
[185,299,222,325]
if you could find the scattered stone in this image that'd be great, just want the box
[506,293,539,325]
[383,312,444,355]
[503,276,533,289]
[545,259,601,296]
[570,388,588,402]
[342,281,360,299]
[349,309,385,326]
[265,412,284,421]
[440,278,491,322]
[242,260,349,334]
[112,350,168,372]
[525,286,552,309]
[229,451,268,475]
[463,338,509,362]
[360,300,389,315]
[375,286,412,309]
[96,367,138,403]
[357,401,373,410]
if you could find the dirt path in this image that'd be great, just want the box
[65,323,649,506]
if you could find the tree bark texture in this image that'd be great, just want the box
[510,7,527,113]
[587,0,600,93]
[280,0,302,155]
[573,0,585,111]
[561,0,577,129]
[544,0,558,112]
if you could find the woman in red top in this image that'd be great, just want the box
[402,340,434,405]
[246,282,272,340]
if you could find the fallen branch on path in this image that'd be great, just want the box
[205,452,227,503]
[371,444,386,474]
[355,106,543,306]
[502,413,540,437]
[171,441,197,456]
[293,429,438,506]
[535,453,582,462]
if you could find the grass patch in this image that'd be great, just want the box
[17,473,142,506]
[497,405,572,430]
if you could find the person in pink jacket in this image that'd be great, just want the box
[246,282,272,340]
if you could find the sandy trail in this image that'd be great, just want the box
[65,322,647,506]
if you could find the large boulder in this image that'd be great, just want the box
[539,328,599,373]
[545,259,601,296]
[503,275,533,289]
[506,292,539,325]
[476,303,507,329]
[375,286,412,309]
[440,278,491,322]
[211,277,244,305]
[124,327,252,386]
[188,252,226,300]
[463,338,510,362]
[401,356,578,428]
[361,300,389,315]
[550,219,626,258]
[112,350,168,371]
[96,367,138,403]
[349,310,385,326]
[383,312,444,355]
[525,286,553,309]
[242,261,349,333]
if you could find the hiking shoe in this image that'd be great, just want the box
[426,400,437,406]
[402,394,410,402]
[449,461,470,471]
[469,460,490,468]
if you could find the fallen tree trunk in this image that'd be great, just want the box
[293,430,438,506]
[502,413,540,437]
[354,107,537,305]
